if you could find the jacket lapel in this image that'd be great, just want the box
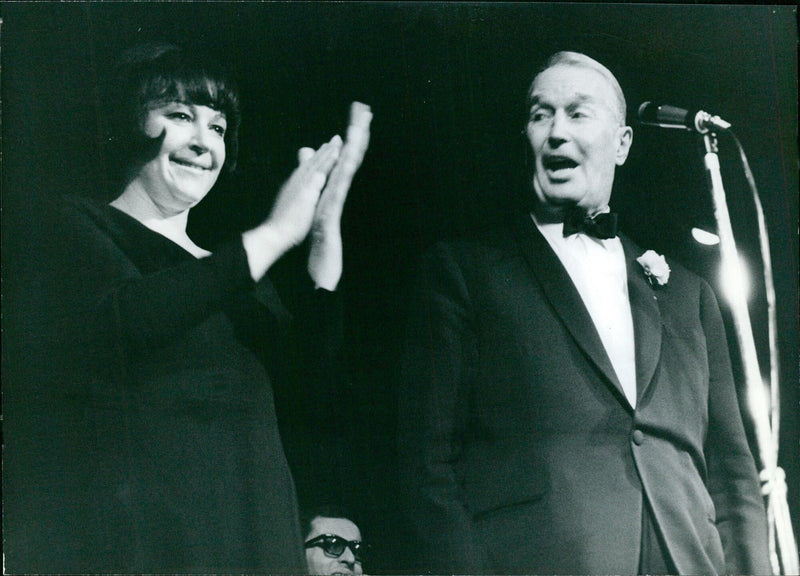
[620,235,663,404]
[510,212,630,408]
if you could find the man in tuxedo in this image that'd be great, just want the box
[398,51,770,574]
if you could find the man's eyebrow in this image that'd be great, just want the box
[529,93,598,107]
[528,95,549,108]
[571,93,599,105]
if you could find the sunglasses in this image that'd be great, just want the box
[304,534,365,563]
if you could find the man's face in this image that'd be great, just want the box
[305,516,363,575]
[526,64,632,215]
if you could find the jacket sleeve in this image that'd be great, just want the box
[255,270,348,429]
[398,242,487,572]
[700,280,771,574]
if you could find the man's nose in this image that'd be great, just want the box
[547,109,569,146]
[339,545,356,566]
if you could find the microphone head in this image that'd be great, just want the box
[637,101,655,121]
[637,102,693,129]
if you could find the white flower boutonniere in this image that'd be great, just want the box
[637,250,670,287]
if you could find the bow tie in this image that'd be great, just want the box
[562,209,618,239]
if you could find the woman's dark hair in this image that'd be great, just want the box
[102,43,241,191]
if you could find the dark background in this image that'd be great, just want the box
[2,2,797,570]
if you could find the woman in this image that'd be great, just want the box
[3,43,371,573]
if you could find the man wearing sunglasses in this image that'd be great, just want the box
[302,506,364,575]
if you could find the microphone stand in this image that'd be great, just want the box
[701,132,798,575]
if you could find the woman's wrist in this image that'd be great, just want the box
[241,222,294,282]
[307,229,343,291]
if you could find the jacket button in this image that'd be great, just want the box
[632,429,645,445]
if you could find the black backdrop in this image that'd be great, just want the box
[2,2,797,570]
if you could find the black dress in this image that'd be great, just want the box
[3,195,318,573]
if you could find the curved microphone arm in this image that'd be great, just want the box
[729,132,780,444]
[701,130,798,575]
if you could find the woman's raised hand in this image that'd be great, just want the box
[312,102,372,237]
[307,102,373,289]
[267,135,343,250]
[243,102,371,284]
[242,136,340,281]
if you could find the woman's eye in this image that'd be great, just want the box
[167,112,192,122]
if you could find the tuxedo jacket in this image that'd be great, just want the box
[398,211,769,574]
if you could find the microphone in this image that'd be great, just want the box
[638,102,731,133]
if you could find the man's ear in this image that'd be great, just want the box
[615,126,633,166]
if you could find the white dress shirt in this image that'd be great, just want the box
[533,213,638,408]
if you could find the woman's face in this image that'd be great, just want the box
[133,101,227,213]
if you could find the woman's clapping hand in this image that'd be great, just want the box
[308,102,373,289]
[242,102,372,284]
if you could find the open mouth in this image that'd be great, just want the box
[543,155,578,173]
